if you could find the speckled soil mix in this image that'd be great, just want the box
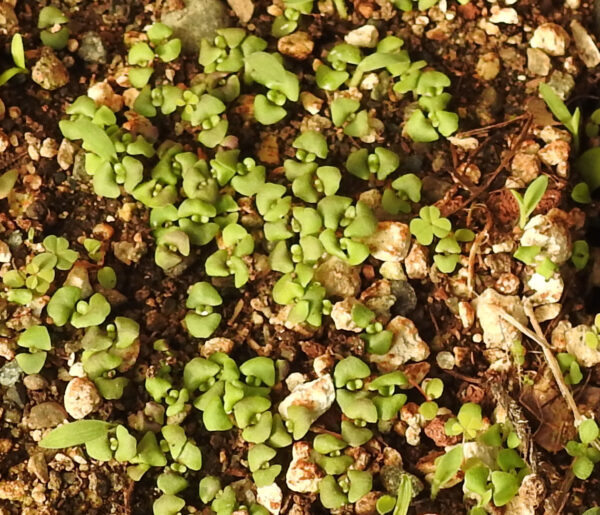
[1,0,600,514]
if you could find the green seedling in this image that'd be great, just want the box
[184,282,223,338]
[38,6,69,50]
[346,147,400,181]
[510,175,548,229]
[567,419,600,480]
[245,52,299,124]
[248,444,282,487]
[557,353,583,385]
[445,402,483,440]
[383,173,422,214]
[539,83,580,153]
[431,444,463,499]
[16,325,52,374]
[205,223,253,287]
[409,205,451,245]
[43,235,78,270]
[71,293,111,328]
[0,168,18,199]
[24,252,57,294]
[0,34,28,87]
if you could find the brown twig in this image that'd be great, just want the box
[446,114,533,216]
[496,301,582,427]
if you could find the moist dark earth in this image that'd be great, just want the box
[1,0,600,514]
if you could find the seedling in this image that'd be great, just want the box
[38,6,69,50]
[445,402,483,440]
[557,353,583,385]
[346,147,400,181]
[0,34,28,87]
[16,325,52,374]
[409,206,451,245]
[205,223,254,287]
[510,175,548,229]
[567,419,600,480]
[245,52,300,124]
[431,444,463,498]
[539,83,580,153]
[184,282,223,338]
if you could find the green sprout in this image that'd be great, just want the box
[557,353,583,385]
[409,206,451,245]
[248,444,281,487]
[16,325,52,374]
[445,402,483,440]
[567,419,600,479]
[510,175,548,229]
[205,223,254,287]
[0,34,28,87]
[539,83,580,153]
[346,147,400,181]
[43,235,78,270]
[38,6,69,50]
[184,282,223,338]
[431,444,463,499]
[245,52,300,125]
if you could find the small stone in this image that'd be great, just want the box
[200,337,234,357]
[78,32,107,63]
[472,288,527,351]
[527,48,551,76]
[314,256,361,298]
[27,453,49,483]
[286,442,324,493]
[40,138,58,159]
[458,301,475,329]
[0,360,20,386]
[436,351,455,370]
[404,243,429,279]
[31,48,69,91]
[277,31,314,60]
[530,23,570,56]
[227,0,253,23]
[489,7,519,24]
[527,273,564,306]
[545,71,575,100]
[23,374,48,391]
[344,25,379,48]
[63,377,101,419]
[520,210,572,265]
[508,151,540,188]
[539,139,570,177]
[279,374,335,424]
[368,316,430,372]
[476,52,501,80]
[57,139,76,170]
[161,0,230,54]
[362,221,411,262]
[64,264,93,299]
[564,324,600,367]
[0,3,18,37]
[300,92,323,114]
[534,303,561,322]
[390,280,417,316]
[25,402,68,429]
[87,81,123,112]
[113,240,147,265]
[380,262,406,280]
[331,298,362,333]
[0,480,26,501]
[570,20,600,69]
[504,474,545,515]
[0,240,11,263]
[256,483,282,515]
